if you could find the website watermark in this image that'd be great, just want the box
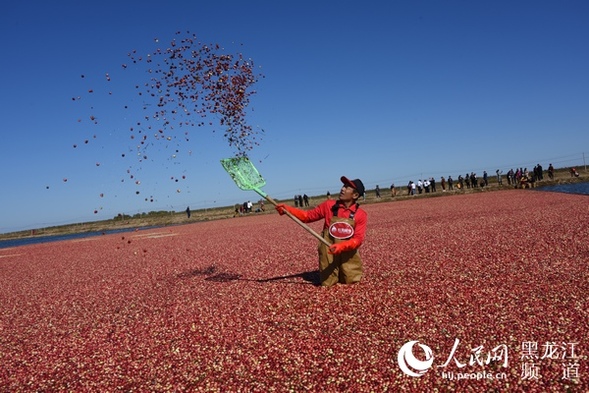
[397,338,581,383]
[440,370,507,381]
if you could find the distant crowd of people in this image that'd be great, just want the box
[232,194,313,217]
[234,200,266,216]
[391,163,574,197]
[294,194,310,207]
[230,163,580,215]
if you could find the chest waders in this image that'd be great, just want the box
[318,204,363,286]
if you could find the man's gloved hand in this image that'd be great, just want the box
[328,239,360,255]
[274,204,309,222]
[275,203,288,216]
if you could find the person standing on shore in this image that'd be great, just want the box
[548,164,554,179]
[275,176,367,287]
[496,170,503,185]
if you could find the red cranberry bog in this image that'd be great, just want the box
[1,190,587,392]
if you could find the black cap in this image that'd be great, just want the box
[341,176,365,196]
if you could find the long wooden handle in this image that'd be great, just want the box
[264,195,332,247]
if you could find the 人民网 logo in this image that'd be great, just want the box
[398,340,434,377]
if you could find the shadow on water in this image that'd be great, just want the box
[176,265,218,278]
[256,270,320,286]
[176,265,320,286]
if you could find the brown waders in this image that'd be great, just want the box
[318,216,363,287]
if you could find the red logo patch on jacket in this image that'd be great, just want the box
[329,222,354,239]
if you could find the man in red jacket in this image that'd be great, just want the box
[276,176,367,287]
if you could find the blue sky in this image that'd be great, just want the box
[1,1,588,233]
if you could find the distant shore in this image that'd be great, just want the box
[1,168,586,241]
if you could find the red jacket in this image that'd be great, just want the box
[304,199,367,245]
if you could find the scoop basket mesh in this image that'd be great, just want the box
[220,157,266,192]
[221,156,332,246]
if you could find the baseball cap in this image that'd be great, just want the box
[341,176,365,196]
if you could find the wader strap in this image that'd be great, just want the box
[331,201,359,219]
